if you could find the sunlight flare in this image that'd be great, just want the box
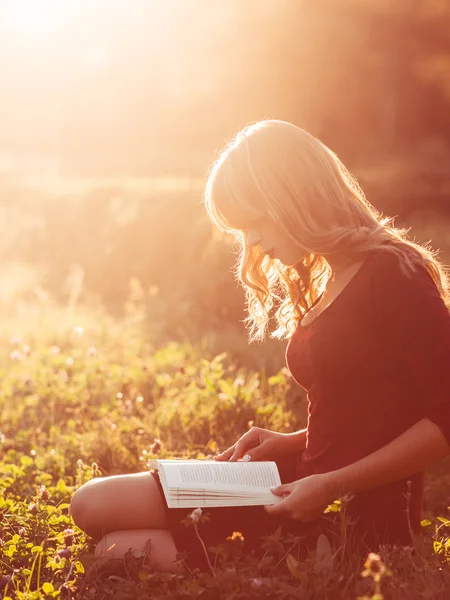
[1,0,73,38]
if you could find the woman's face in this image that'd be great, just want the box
[244,216,307,266]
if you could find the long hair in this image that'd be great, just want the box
[203,120,449,342]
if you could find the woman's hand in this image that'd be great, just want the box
[264,473,335,522]
[215,427,305,462]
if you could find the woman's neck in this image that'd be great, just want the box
[324,254,363,293]
[325,253,358,277]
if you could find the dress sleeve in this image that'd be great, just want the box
[373,253,450,448]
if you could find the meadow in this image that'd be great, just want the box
[0,177,450,599]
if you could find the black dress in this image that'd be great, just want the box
[151,250,450,570]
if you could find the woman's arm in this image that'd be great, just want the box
[292,427,308,451]
[326,418,450,496]
[266,418,449,520]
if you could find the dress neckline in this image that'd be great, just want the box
[298,253,380,330]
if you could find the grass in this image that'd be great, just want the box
[0,301,449,599]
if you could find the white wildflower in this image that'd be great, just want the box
[10,349,22,361]
[189,508,202,524]
[251,578,263,589]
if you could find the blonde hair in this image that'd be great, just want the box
[204,119,450,342]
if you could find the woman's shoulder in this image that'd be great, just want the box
[366,247,434,287]
[365,246,445,310]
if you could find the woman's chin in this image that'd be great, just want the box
[282,255,308,268]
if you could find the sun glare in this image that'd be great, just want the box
[84,46,112,70]
[1,0,73,38]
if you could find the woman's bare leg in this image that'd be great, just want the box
[94,529,183,573]
[70,473,185,572]
[70,472,167,538]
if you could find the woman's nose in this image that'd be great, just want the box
[247,228,261,248]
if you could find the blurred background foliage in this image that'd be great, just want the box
[0,0,449,368]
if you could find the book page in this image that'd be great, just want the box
[160,460,281,491]
[165,492,282,508]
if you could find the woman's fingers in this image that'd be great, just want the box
[229,429,260,461]
[214,445,236,461]
[215,428,262,462]
[229,442,247,461]
[242,439,272,462]
[269,483,293,497]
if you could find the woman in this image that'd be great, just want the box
[70,120,450,572]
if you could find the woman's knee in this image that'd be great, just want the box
[70,477,104,537]
[70,472,167,537]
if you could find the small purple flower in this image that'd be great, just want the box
[63,528,75,546]
[57,547,72,559]
[28,503,38,516]
[38,485,50,502]
[150,438,163,454]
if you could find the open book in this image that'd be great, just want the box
[153,459,283,508]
